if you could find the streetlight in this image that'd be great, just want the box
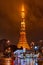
[34,46,39,54]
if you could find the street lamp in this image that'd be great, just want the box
[34,46,39,54]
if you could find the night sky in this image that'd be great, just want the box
[0,0,43,44]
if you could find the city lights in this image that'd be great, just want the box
[0,1,43,65]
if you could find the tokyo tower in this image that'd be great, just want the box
[17,4,30,50]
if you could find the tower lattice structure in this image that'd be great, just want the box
[17,5,30,49]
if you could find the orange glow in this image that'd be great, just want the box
[21,4,25,18]
[22,4,24,12]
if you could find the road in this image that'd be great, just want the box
[0,57,43,65]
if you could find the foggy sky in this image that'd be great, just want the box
[0,0,43,44]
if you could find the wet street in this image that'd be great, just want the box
[0,58,14,65]
[0,57,43,65]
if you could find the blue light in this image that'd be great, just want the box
[34,46,39,51]
[35,46,37,49]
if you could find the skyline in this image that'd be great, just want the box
[0,0,43,44]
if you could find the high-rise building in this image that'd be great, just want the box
[17,4,30,50]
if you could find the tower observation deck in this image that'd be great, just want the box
[17,4,30,50]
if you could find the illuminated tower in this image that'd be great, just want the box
[17,4,30,49]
